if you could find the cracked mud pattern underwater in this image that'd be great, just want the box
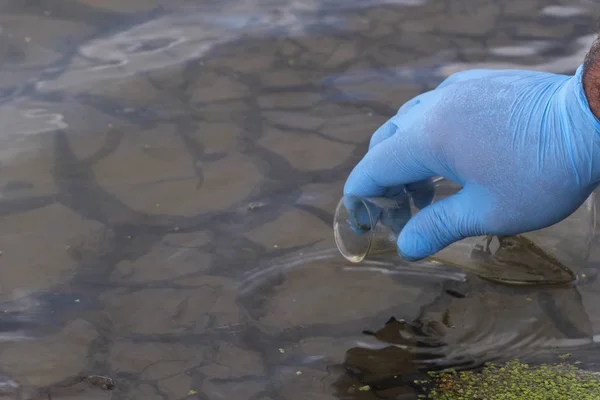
[0,0,600,399]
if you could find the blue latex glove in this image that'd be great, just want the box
[344,64,600,261]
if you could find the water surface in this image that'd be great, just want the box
[0,0,600,398]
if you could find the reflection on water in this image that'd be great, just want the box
[240,250,594,398]
[0,0,599,398]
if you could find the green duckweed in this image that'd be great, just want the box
[421,359,600,400]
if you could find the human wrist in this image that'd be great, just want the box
[563,65,600,137]
[583,39,600,120]
[557,64,600,185]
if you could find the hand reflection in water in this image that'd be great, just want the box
[330,279,593,399]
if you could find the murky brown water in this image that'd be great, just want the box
[1,0,600,399]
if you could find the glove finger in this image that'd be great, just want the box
[369,118,398,150]
[344,132,435,199]
[369,95,426,151]
[396,186,486,261]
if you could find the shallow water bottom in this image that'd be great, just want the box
[0,0,599,399]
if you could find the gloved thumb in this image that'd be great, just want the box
[396,188,485,261]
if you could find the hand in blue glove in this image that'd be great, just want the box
[344,63,600,261]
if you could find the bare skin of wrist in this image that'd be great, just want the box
[583,36,600,120]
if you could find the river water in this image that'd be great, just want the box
[0,0,599,399]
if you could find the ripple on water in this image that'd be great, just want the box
[238,247,595,395]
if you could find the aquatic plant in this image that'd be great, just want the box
[419,359,600,400]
